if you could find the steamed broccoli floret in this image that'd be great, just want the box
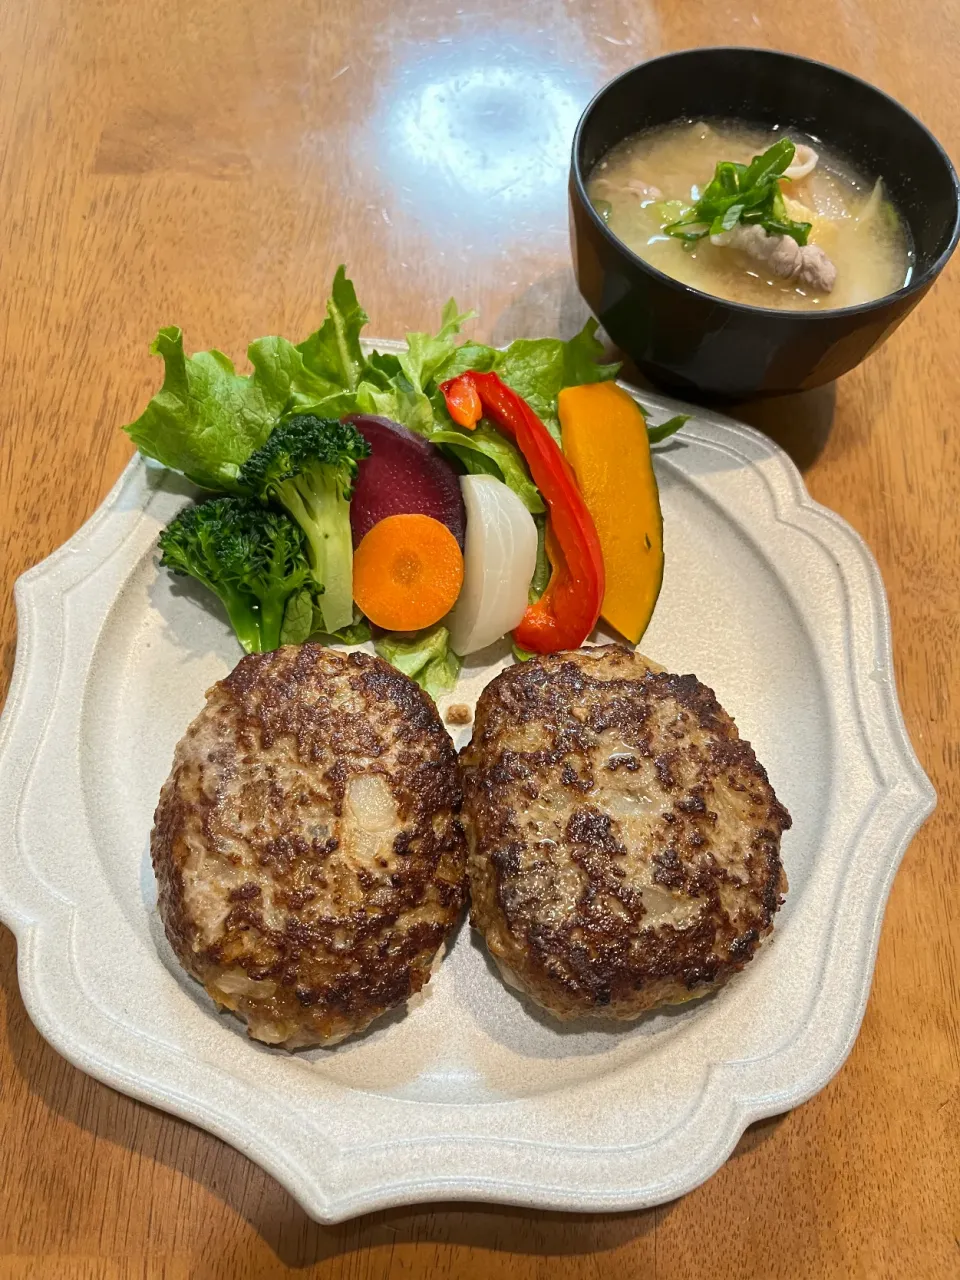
[158,496,311,653]
[238,414,369,634]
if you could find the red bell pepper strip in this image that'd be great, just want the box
[443,376,482,430]
[439,370,605,653]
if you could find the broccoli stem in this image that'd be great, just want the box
[313,492,355,634]
[257,593,286,652]
[218,585,266,654]
[277,470,355,634]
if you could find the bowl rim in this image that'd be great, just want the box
[570,45,960,323]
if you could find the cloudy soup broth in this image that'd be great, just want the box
[587,119,912,310]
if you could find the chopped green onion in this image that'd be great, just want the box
[663,139,811,247]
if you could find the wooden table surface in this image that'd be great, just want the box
[1,1,958,1276]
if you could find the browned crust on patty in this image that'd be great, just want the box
[152,644,466,1048]
[460,646,790,1020]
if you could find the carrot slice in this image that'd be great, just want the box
[353,513,464,632]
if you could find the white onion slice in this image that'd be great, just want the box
[445,475,538,656]
[783,144,818,181]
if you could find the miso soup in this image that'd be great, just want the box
[587,120,912,311]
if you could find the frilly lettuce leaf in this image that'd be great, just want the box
[279,589,372,647]
[430,424,544,514]
[399,298,476,392]
[430,340,497,382]
[295,265,368,393]
[278,588,315,646]
[123,269,626,518]
[375,625,461,699]
[494,325,620,442]
[347,300,477,439]
[326,614,373,646]
[124,327,349,492]
[125,268,375,491]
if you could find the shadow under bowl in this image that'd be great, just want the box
[569,47,960,399]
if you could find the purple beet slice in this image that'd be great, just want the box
[347,414,466,550]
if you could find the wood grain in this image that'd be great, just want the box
[1,1,958,1276]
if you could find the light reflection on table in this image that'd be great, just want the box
[374,41,598,245]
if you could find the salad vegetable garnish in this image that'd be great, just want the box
[125,327,354,494]
[126,266,687,696]
[664,138,812,246]
[352,513,464,633]
[429,324,620,446]
[446,475,539,657]
[428,423,544,514]
[301,607,373,648]
[347,414,467,548]
[158,497,310,654]
[238,414,370,634]
[374,625,462,700]
[125,267,614,513]
[440,370,605,654]
[559,381,665,645]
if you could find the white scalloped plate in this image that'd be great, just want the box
[0,369,934,1223]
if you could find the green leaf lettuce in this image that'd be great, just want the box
[125,328,349,492]
[375,625,462,700]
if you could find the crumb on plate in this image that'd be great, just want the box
[445,703,472,726]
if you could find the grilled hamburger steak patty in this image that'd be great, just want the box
[461,646,790,1020]
[152,644,466,1048]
